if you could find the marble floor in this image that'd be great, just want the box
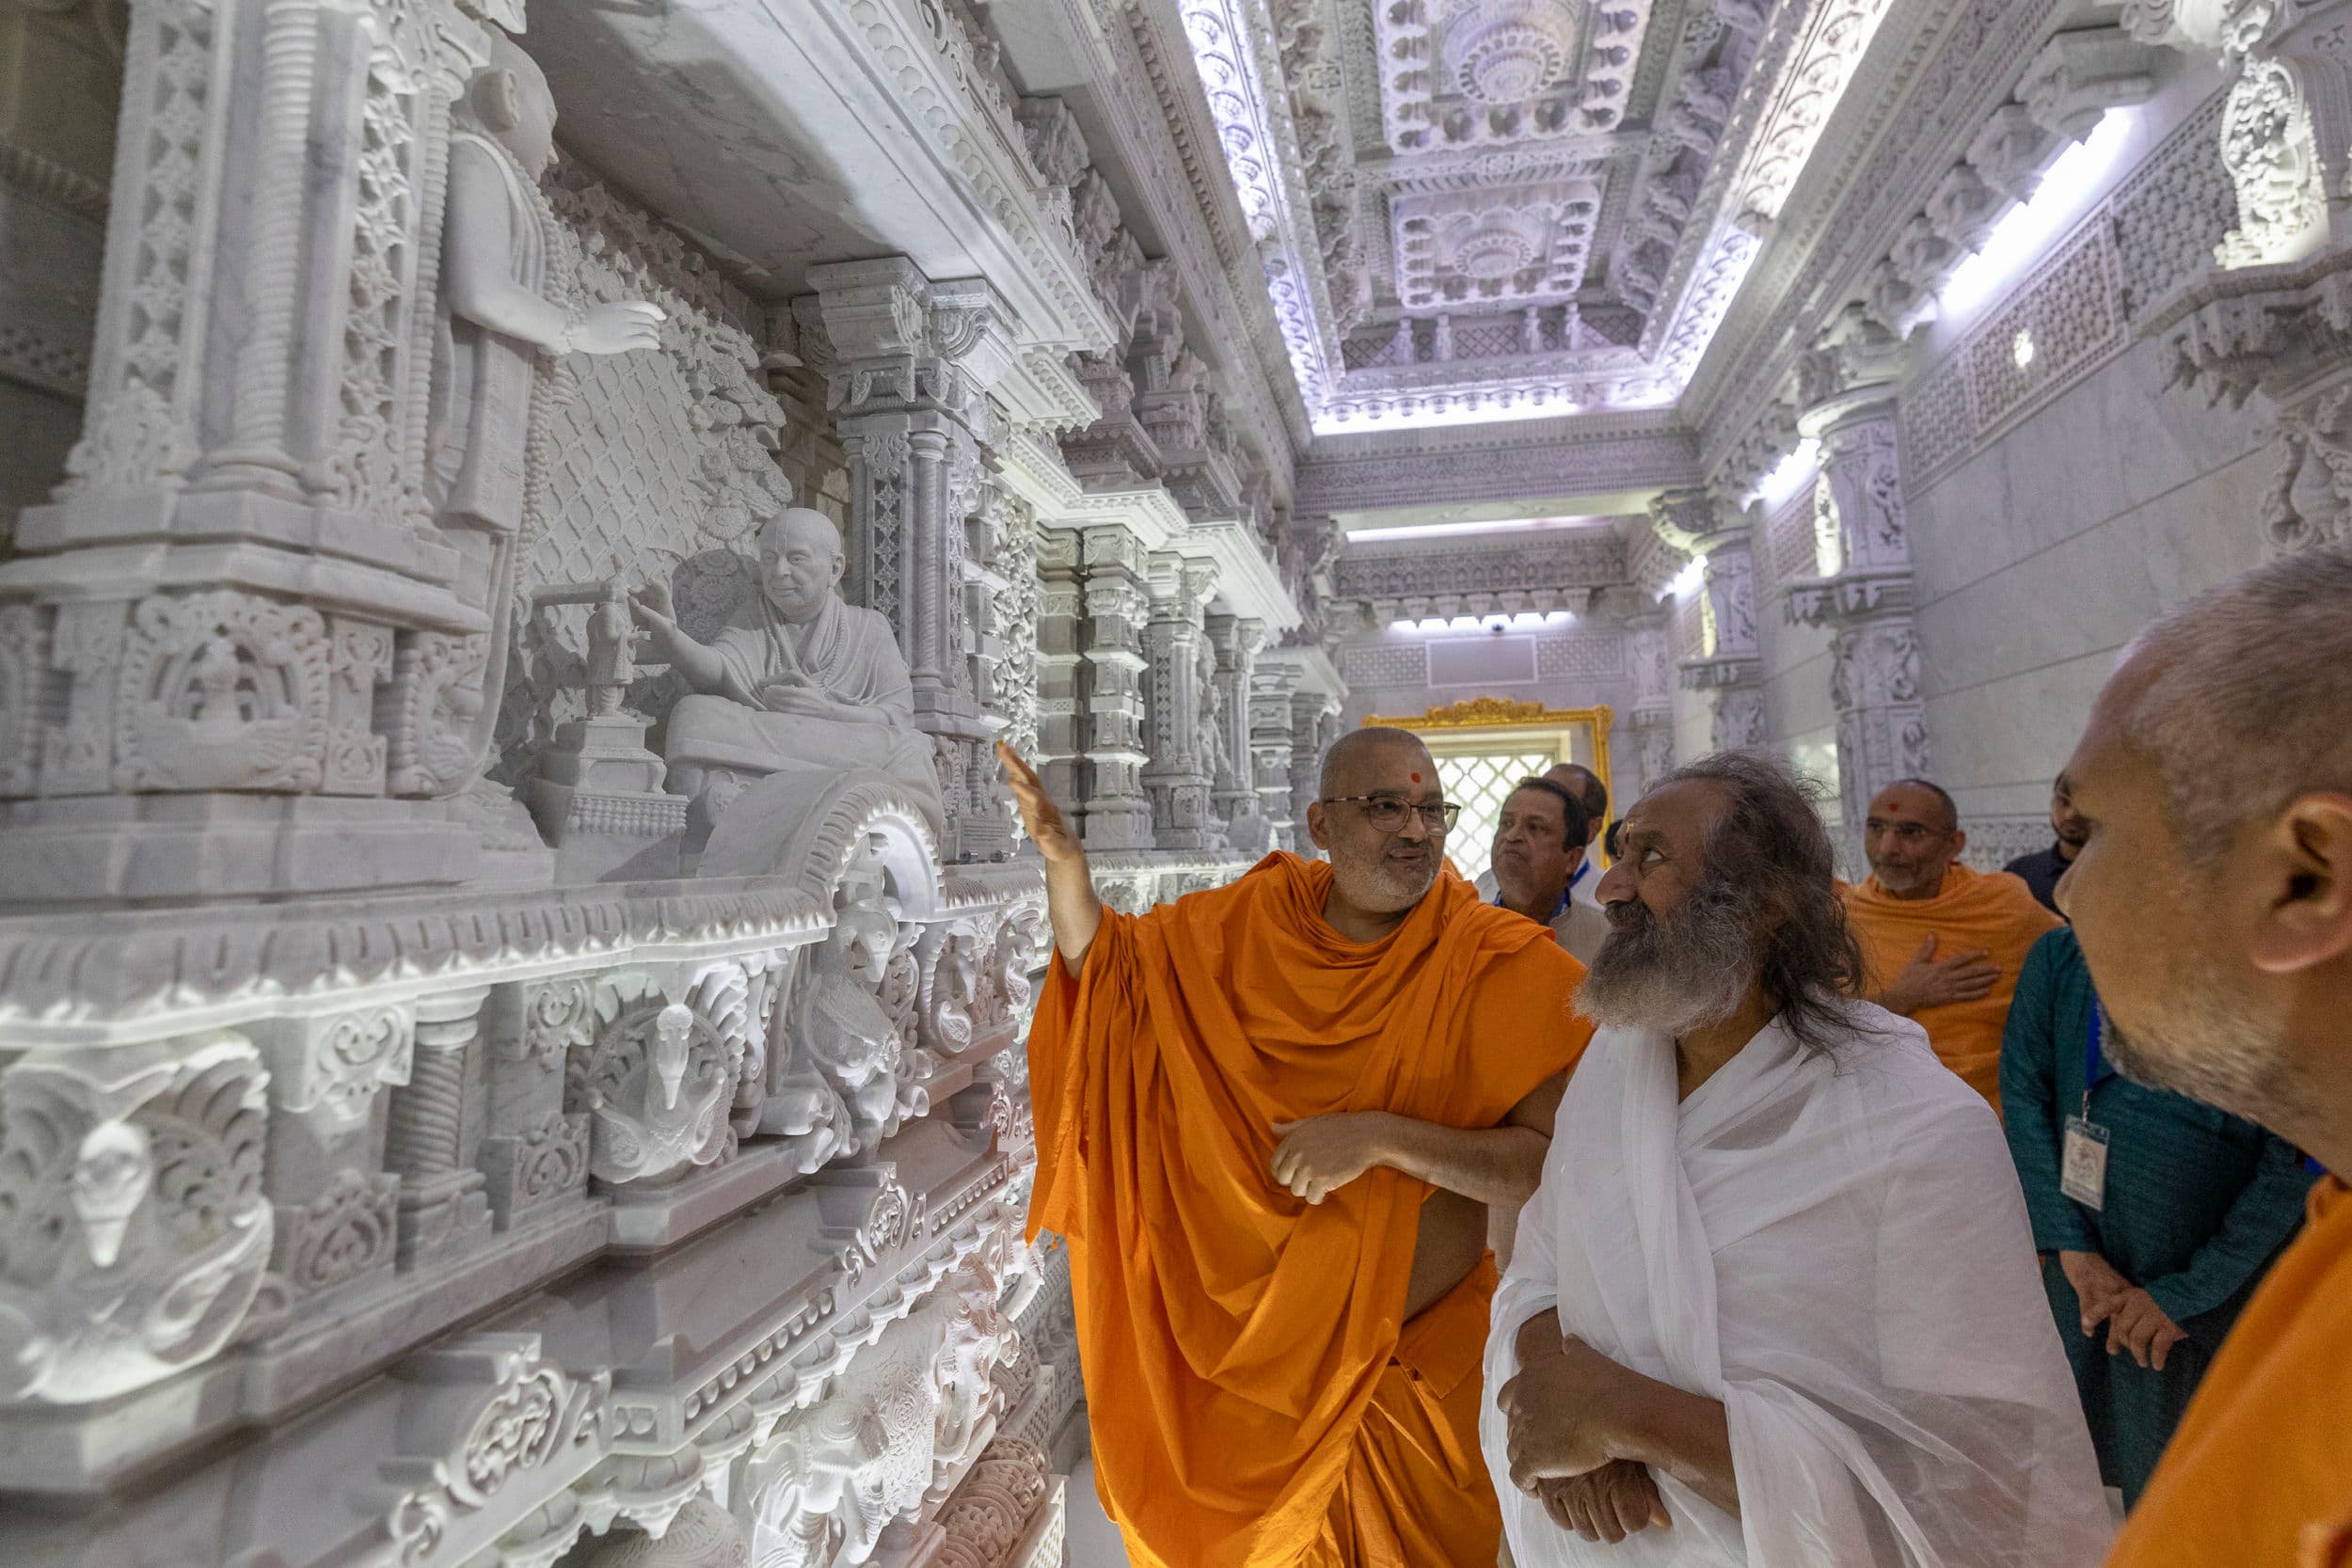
[1066,1457,1136,1567]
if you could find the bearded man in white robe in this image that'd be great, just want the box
[1484,752,2111,1568]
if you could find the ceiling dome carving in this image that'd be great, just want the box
[1439,0,1587,105]
[1184,0,1908,430]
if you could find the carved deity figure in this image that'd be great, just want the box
[632,509,945,841]
[745,1398,898,1568]
[777,844,911,1159]
[413,30,663,797]
[0,1041,272,1404]
[929,1267,1015,1481]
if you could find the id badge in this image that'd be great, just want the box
[2061,1116,2110,1211]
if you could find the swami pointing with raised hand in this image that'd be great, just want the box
[999,729,1589,1567]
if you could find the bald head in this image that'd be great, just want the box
[1545,763,1607,846]
[2112,546,2352,864]
[759,506,844,562]
[1320,725,1435,796]
[1881,778,1958,833]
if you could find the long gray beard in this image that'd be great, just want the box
[1577,878,1760,1039]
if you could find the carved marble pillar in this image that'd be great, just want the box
[1790,382,1928,847]
[2129,3,2352,553]
[385,987,494,1269]
[1621,607,1678,797]
[0,0,517,902]
[1652,488,1767,753]
[1248,662,1304,850]
[1141,557,1222,850]
[1078,528,1153,849]
[1289,691,1342,851]
[972,486,1041,855]
[797,261,1020,861]
[1033,529,1087,812]
[1204,613,1263,832]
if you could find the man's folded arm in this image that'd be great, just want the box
[1271,1074,1566,1208]
[1373,1074,1566,1207]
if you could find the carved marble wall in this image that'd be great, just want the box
[1895,61,2292,830]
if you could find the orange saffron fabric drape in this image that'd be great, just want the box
[1027,852,1588,1566]
[1843,863,2059,1112]
[2104,1177,2352,1568]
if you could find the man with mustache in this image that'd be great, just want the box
[1843,777,2060,1112]
[1487,777,1612,963]
[2056,548,2352,1568]
[1484,752,2110,1566]
[1000,725,1590,1567]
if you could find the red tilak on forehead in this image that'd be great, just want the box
[1410,771,1422,783]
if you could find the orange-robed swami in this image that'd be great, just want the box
[1026,852,1590,1568]
[1842,863,2059,1112]
[2105,1176,2352,1568]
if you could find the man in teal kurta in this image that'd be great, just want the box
[1999,923,2316,1503]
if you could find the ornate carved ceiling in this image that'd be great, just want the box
[1180,0,1900,432]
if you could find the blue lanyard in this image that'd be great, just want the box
[2081,1000,2104,1121]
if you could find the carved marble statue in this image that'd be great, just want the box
[632,509,945,842]
[410,30,663,798]
[745,1265,1013,1568]
[745,1394,900,1568]
[776,843,911,1159]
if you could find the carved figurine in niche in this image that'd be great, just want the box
[745,1396,898,1568]
[0,1040,272,1404]
[929,1264,1016,1483]
[991,909,1041,1022]
[409,29,663,798]
[746,1268,1012,1566]
[567,968,747,1187]
[920,928,977,1055]
[630,509,946,841]
[780,842,911,1159]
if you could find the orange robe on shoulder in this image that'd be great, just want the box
[2106,1176,2352,1568]
[1027,852,1590,1568]
[1842,863,2058,1113]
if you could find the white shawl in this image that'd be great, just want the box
[1482,1002,2111,1567]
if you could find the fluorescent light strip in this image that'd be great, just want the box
[1939,111,2137,321]
[1346,515,1599,543]
[1388,610,1578,633]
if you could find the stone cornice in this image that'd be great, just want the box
[1334,531,1631,602]
[1689,0,2080,475]
[1295,418,1702,514]
[800,0,1120,355]
[1055,0,1316,477]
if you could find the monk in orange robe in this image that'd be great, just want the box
[1841,778,2058,1111]
[1000,727,1591,1568]
[2046,548,2352,1568]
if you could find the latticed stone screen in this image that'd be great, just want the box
[1436,748,1560,884]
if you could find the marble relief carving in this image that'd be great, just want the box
[0,1036,272,1404]
[0,0,1285,1560]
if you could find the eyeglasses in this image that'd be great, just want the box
[1319,795,1460,833]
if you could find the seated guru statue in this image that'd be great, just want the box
[629,508,944,844]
